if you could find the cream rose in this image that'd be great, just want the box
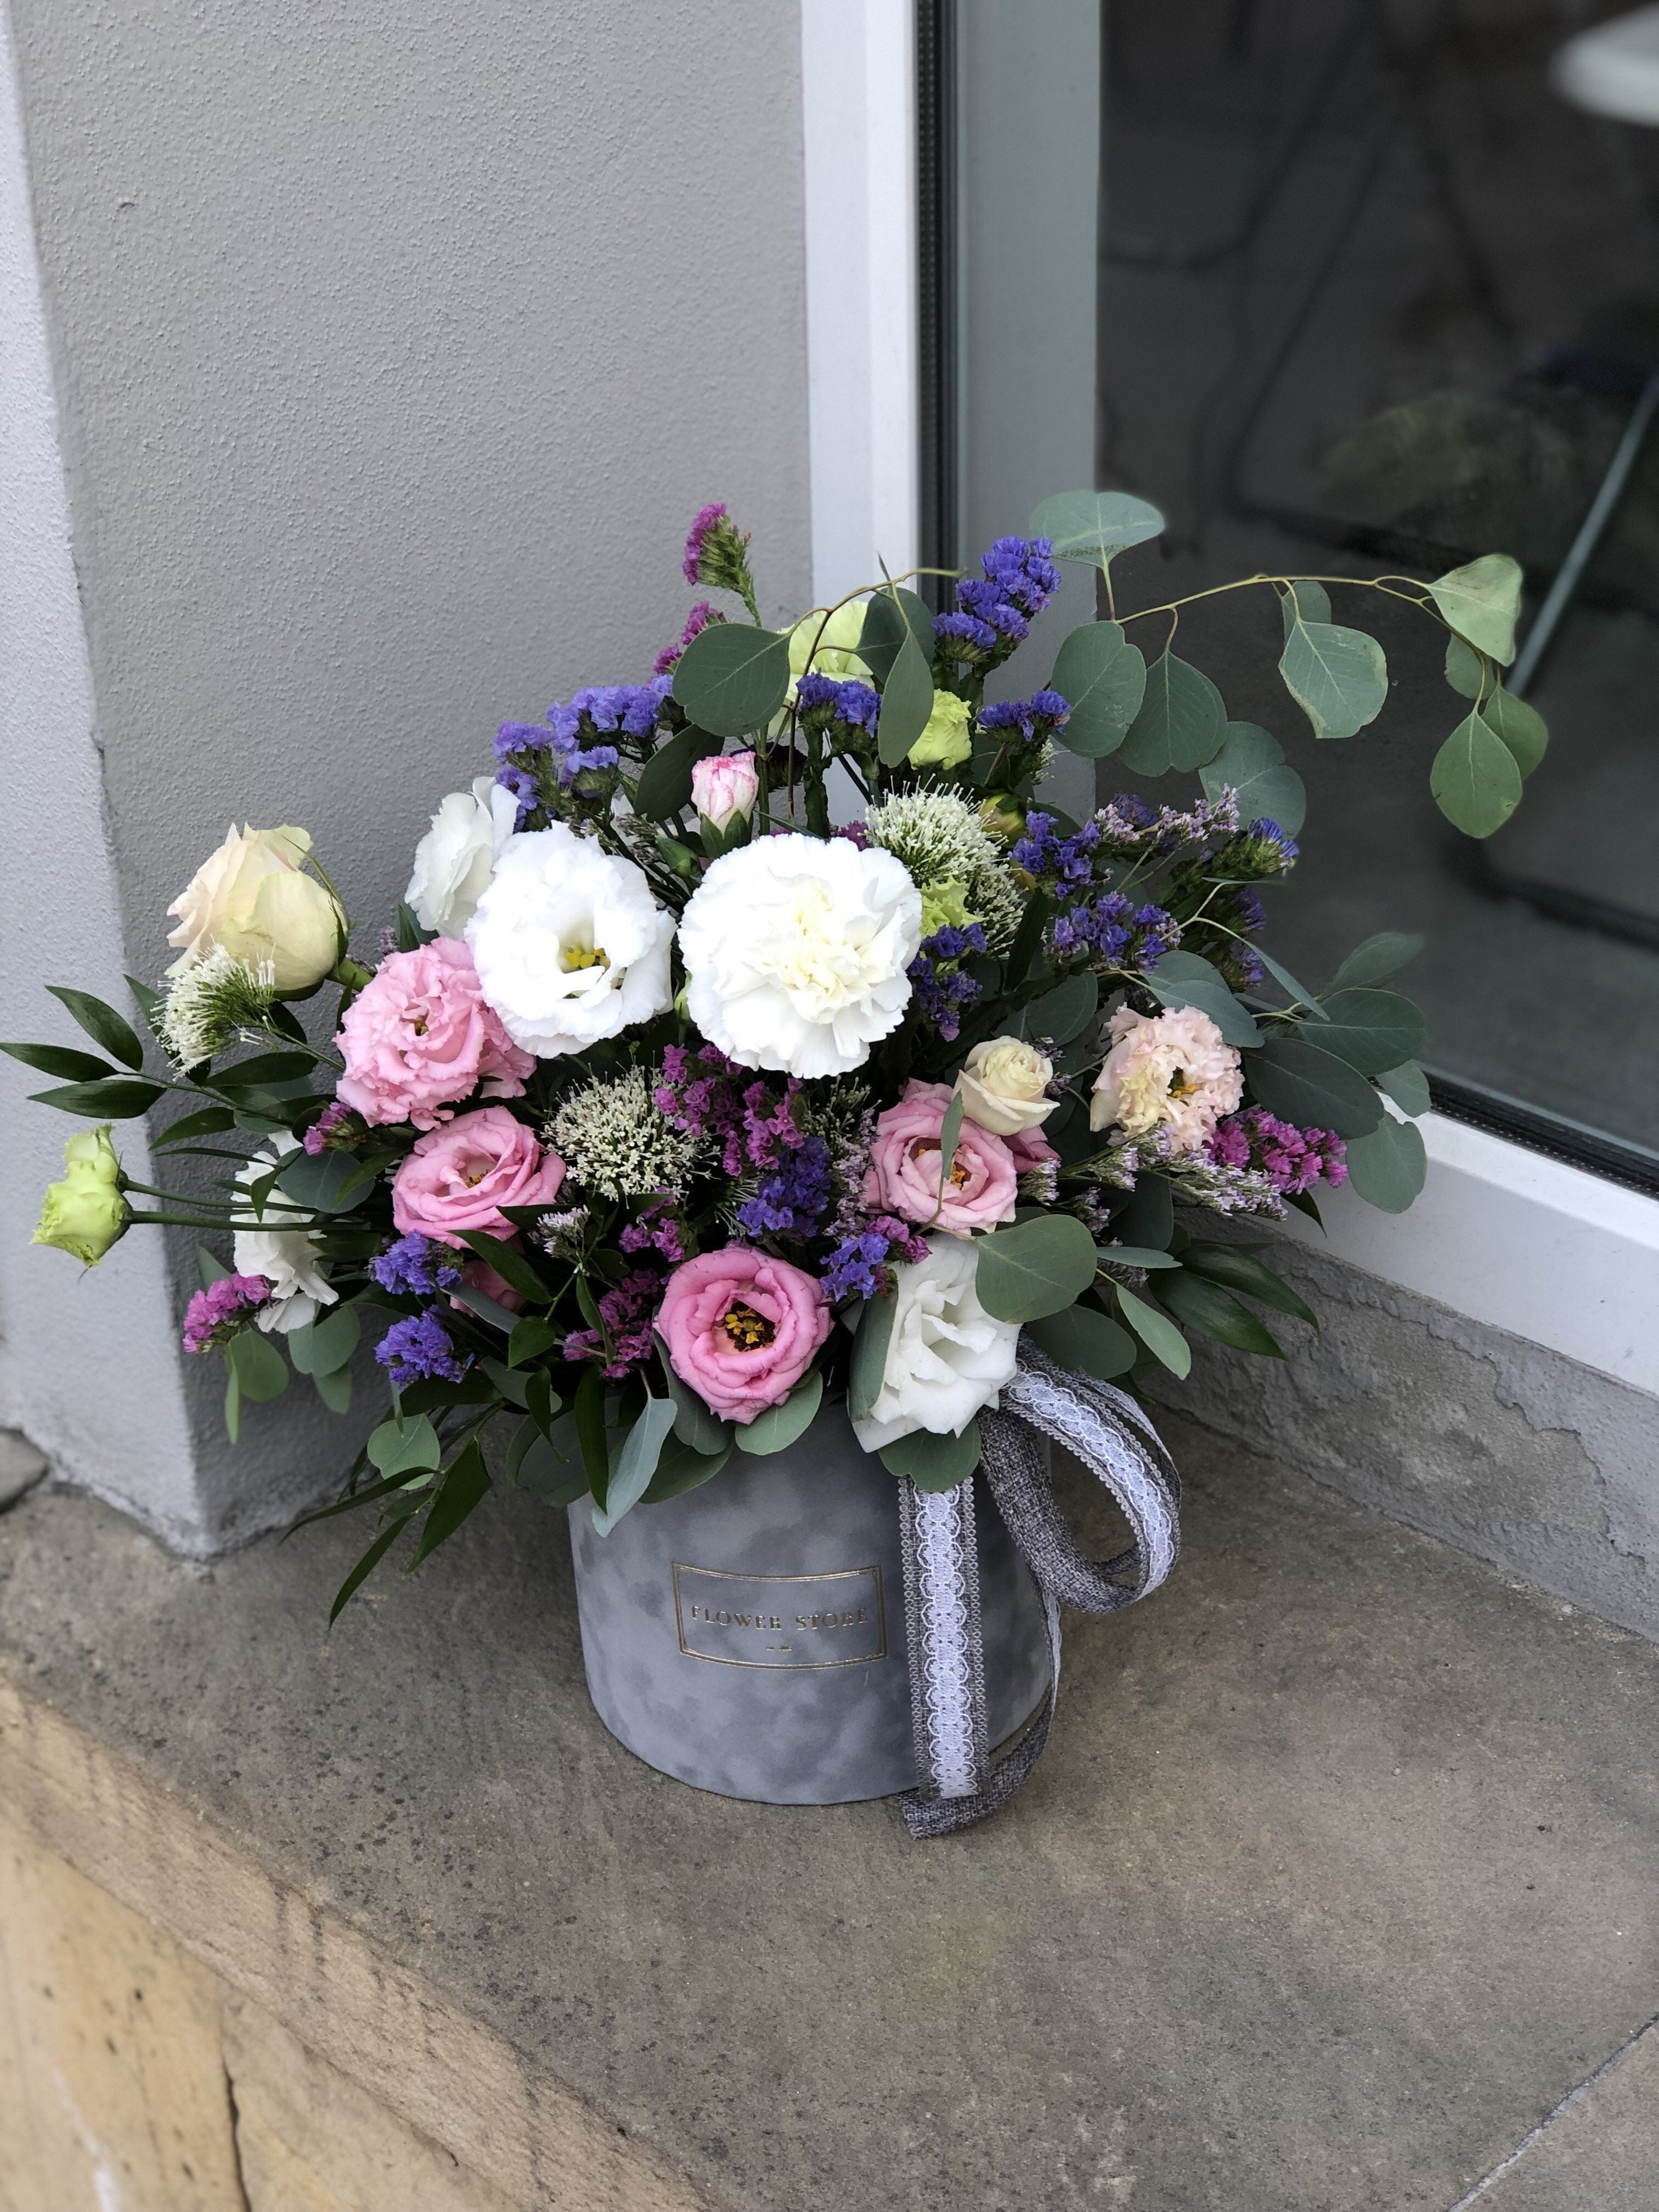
[166,825,343,994]
[851,1234,1021,1452]
[953,1036,1057,1136]
[405,776,518,938]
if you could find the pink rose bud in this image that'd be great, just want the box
[690,751,759,833]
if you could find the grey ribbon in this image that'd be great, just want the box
[897,1345,1182,1840]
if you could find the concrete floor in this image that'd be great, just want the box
[1,1418,1655,2210]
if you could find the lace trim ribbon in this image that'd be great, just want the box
[896,1345,1182,1841]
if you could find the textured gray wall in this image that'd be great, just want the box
[5,0,810,1545]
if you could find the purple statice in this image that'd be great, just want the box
[370,1233,463,1300]
[684,503,731,583]
[1052,892,1179,972]
[619,1197,686,1266]
[303,1099,365,1156]
[1095,790,1240,859]
[564,1268,663,1381]
[1207,1108,1347,1196]
[682,503,758,615]
[933,537,1060,670]
[1210,818,1300,880]
[820,1214,929,1304]
[375,1310,471,1384]
[494,679,672,824]
[568,678,672,742]
[795,672,882,736]
[831,819,871,849]
[978,691,1071,751]
[981,534,1062,616]
[1012,810,1102,896]
[736,1135,832,1239]
[654,1045,807,1177]
[907,921,988,1042]
[182,1272,272,1353]
[653,599,722,676]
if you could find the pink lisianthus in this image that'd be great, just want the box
[657,1245,830,1424]
[690,750,758,832]
[1089,1006,1242,1154]
[450,1257,527,1317]
[392,1105,566,1248]
[864,1079,1018,1234]
[335,939,533,1132]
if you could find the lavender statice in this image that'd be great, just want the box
[735,1135,832,1239]
[1051,891,1179,973]
[795,672,882,738]
[375,1310,471,1384]
[182,1272,272,1353]
[978,691,1071,751]
[907,921,987,1042]
[1011,810,1102,896]
[1206,1108,1346,1197]
[653,1045,807,1177]
[370,1233,462,1299]
[934,536,1061,672]
[820,1214,929,1304]
[303,1100,365,1156]
[1094,790,1240,859]
[619,1196,687,1265]
[1212,818,1300,879]
[494,679,670,826]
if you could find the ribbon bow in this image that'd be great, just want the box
[895,1344,1182,1839]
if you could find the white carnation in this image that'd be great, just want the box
[851,1234,1020,1452]
[405,776,517,938]
[466,823,674,1058]
[678,833,922,1080]
[233,1135,337,1336]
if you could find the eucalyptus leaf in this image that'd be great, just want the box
[857,586,934,684]
[1029,488,1164,569]
[642,1432,732,1504]
[877,624,938,766]
[1444,634,1487,700]
[1304,989,1426,1075]
[1246,1036,1383,1138]
[1198,722,1307,837]
[286,1302,361,1377]
[1095,1245,1181,1269]
[735,1368,824,1456]
[197,1246,233,1289]
[1143,949,1261,1047]
[1112,1175,1173,1251]
[275,1148,380,1215]
[849,1290,898,1421]
[591,1391,678,1534]
[1020,969,1097,1047]
[1327,932,1424,991]
[313,1363,353,1414]
[507,1316,560,1368]
[225,1328,289,1403]
[1431,711,1523,837]
[1254,947,1327,1015]
[1376,1060,1431,1117]
[878,1420,983,1492]
[366,1413,441,1477]
[654,1333,731,1453]
[1279,614,1387,739]
[670,621,791,736]
[1280,579,1331,630]
[1024,1304,1137,1381]
[1481,690,1549,780]
[1119,652,1228,774]
[974,1214,1098,1324]
[1344,1114,1428,1212]
[1430,553,1522,664]
[635,724,726,820]
[1047,621,1147,755]
[1115,1287,1191,1378]
[936,1093,966,1203]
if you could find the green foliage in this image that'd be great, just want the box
[329,1523,404,1624]
[1246,1036,1383,1139]
[1029,489,1164,571]
[656,1336,731,1453]
[735,1369,823,1456]
[275,1148,379,1214]
[875,618,936,766]
[635,724,725,820]
[879,1420,983,1492]
[456,1229,554,1304]
[1155,1269,1284,1357]
[409,1439,491,1567]
[1328,932,1424,991]
[1481,689,1549,779]
[367,1414,441,1477]
[1430,553,1522,664]
[28,1076,165,1119]
[1095,1245,1180,1269]
[1020,969,1097,1047]
[1444,634,1486,698]
[286,1303,360,1376]
[154,1106,238,1148]
[849,1290,898,1421]
[506,1316,560,1368]
[1113,1176,1174,1251]
[1376,1060,1431,1117]
[1025,1303,1137,1380]
[1278,588,1387,740]
[974,1214,1098,1324]
[1115,1286,1191,1377]
[0,1040,116,1083]
[46,986,146,1070]
[1305,989,1426,1075]
[591,1391,677,1534]
[225,1327,289,1403]
[1047,622,1147,755]
[1143,949,1261,1047]
[1178,1245,1317,1328]
[1198,722,1307,837]
[856,586,933,683]
[1119,652,1227,774]
[642,1431,731,1503]
[1431,710,1523,837]
[1343,1114,1428,1212]
[312,1364,353,1414]
[671,621,791,736]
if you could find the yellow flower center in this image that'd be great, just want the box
[910,1138,970,1189]
[560,940,610,973]
[720,1300,776,1351]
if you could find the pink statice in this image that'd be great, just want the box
[654,1044,808,1178]
[1206,1108,1347,1196]
[183,1272,272,1352]
[652,599,721,676]
[619,1196,686,1265]
[563,1268,667,1382]
[302,1099,364,1156]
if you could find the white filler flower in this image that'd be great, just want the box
[678,833,922,1079]
[405,776,518,938]
[851,1234,1020,1453]
[233,1135,337,1335]
[466,823,674,1058]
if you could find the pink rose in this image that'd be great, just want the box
[392,1105,565,1247]
[657,1245,830,1424]
[864,1079,1018,1234]
[336,938,534,1131]
[690,750,759,832]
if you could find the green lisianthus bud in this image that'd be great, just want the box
[977,792,1026,844]
[907,691,973,770]
[918,878,977,938]
[32,1125,129,1266]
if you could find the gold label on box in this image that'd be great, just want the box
[672,1561,888,1669]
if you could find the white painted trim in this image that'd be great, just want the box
[1279,1113,1659,1396]
[799,0,919,606]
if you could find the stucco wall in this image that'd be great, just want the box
[2,0,811,1548]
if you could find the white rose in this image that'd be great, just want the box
[954,1036,1057,1136]
[851,1235,1020,1453]
[166,825,344,994]
[233,1135,337,1335]
[678,834,922,1080]
[466,823,674,1058]
[405,776,517,937]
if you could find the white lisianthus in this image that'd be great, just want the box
[954,1036,1057,1136]
[167,825,343,995]
[405,776,518,937]
[233,1135,337,1335]
[678,833,922,1079]
[466,823,674,1058]
[851,1235,1020,1452]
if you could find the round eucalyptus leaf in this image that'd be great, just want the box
[1430,711,1522,837]
[973,1215,1099,1324]
[1025,1304,1137,1381]
[1029,489,1164,569]
[1279,617,1387,739]
[1306,989,1426,1076]
[1119,653,1227,774]
[735,1368,824,1455]
[1430,554,1523,665]
[1327,932,1424,992]
[878,1419,983,1492]
[1143,949,1261,1047]
[1246,1036,1383,1139]
[1048,621,1146,755]
[1376,1060,1431,1118]
[1444,634,1486,699]
[1481,689,1549,779]
[671,622,791,737]
[1344,1114,1428,1213]
[1199,721,1307,837]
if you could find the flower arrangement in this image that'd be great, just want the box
[7,491,1542,1618]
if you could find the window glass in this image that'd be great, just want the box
[938,0,1659,1165]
